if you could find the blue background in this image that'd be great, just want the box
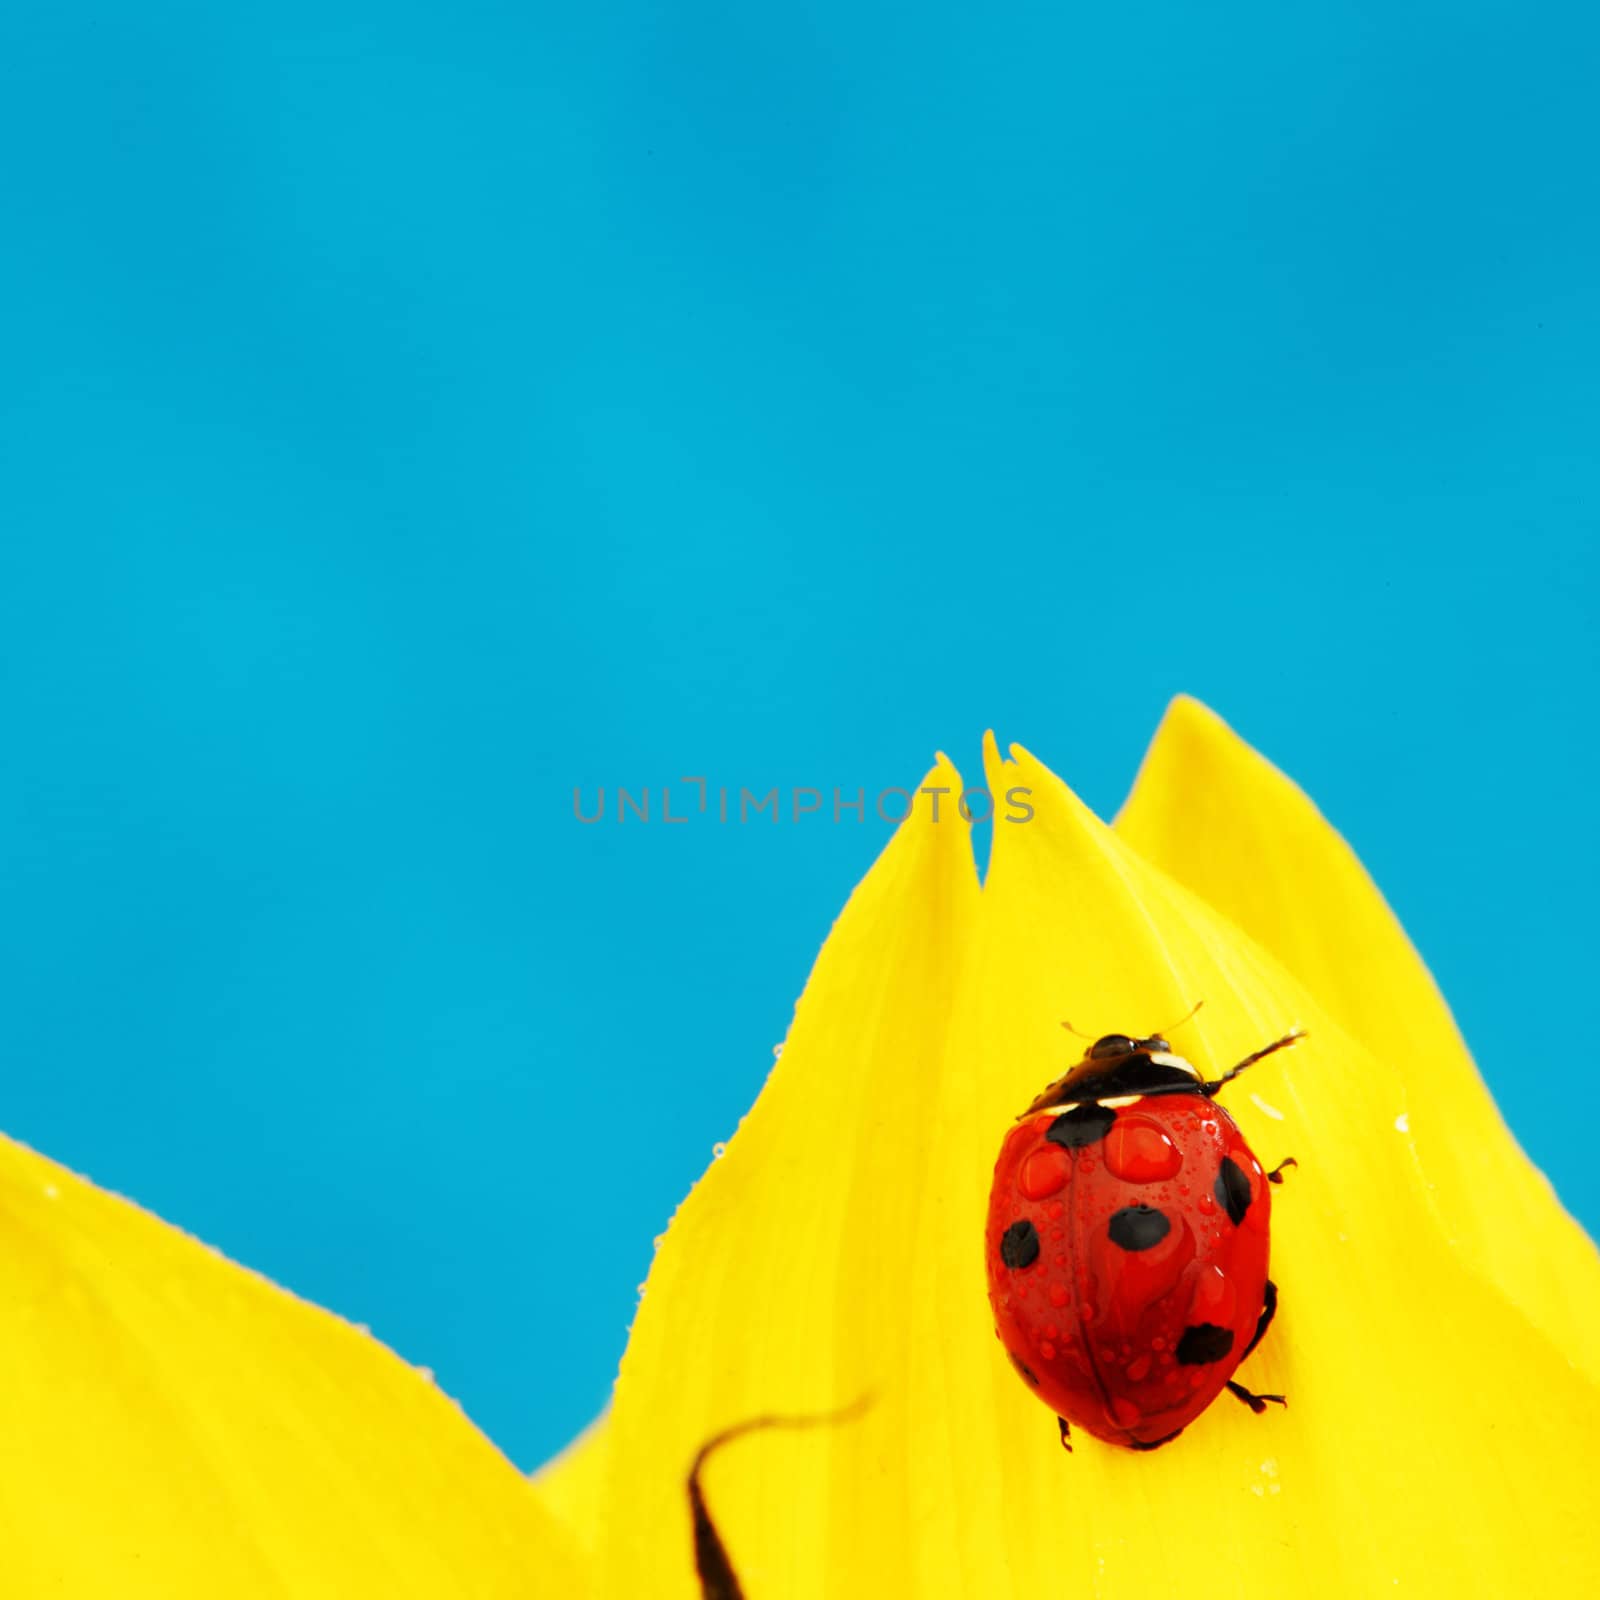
[2,2,1595,1470]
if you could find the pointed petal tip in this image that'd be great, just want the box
[1004,740,1106,836]
[913,752,969,829]
[980,728,1010,795]
[1165,689,1219,720]
[1121,694,1272,828]
[1155,693,1237,750]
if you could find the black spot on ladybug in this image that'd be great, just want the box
[1176,1323,1235,1365]
[1047,1103,1115,1149]
[1107,1205,1171,1252]
[1010,1352,1041,1388]
[1215,1156,1252,1226]
[1000,1219,1041,1270]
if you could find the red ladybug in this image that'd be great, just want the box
[985,1025,1303,1451]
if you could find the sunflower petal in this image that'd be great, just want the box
[597,764,980,1598]
[0,1134,589,1596]
[1116,695,1600,1380]
[594,736,1599,1597]
[531,1410,610,1557]
[966,742,1593,1593]
[969,739,1600,1594]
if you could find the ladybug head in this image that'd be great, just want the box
[1088,1032,1172,1061]
[1021,1032,1203,1116]
[1019,1024,1307,1118]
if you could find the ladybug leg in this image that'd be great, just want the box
[1128,1426,1185,1451]
[1242,1278,1279,1359]
[1231,1280,1288,1414]
[1226,1380,1287,1414]
[1267,1157,1298,1184]
[1057,1416,1073,1452]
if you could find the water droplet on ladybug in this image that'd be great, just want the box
[1104,1115,1183,1183]
[1019,1145,1071,1200]
[1190,1264,1237,1325]
[1108,1396,1142,1429]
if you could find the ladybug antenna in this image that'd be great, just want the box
[1155,998,1205,1037]
[689,1395,872,1600]
[1060,1020,1095,1041]
[1200,1028,1307,1098]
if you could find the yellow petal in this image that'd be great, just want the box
[1116,695,1600,1381]
[597,765,980,1598]
[596,736,1600,1597]
[530,1411,610,1557]
[0,1133,589,1597]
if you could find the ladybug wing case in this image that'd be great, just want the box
[986,1098,1272,1448]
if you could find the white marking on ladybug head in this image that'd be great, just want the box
[1146,1050,1203,1082]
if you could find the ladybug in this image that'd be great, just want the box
[985,1023,1304,1451]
